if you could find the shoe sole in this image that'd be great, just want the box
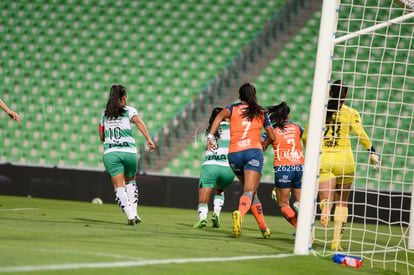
[232,211,242,237]
[320,200,331,227]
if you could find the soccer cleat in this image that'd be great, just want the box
[211,213,220,228]
[261,228,271,238]
[320,199,332,227]
[271,187,277,203]
[193,219,207,228]
[127,219,136,226]
[135,216,142,224]
[331,241,343,251]
[232,210,242,237]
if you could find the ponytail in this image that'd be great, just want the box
[267,102,290,132]
[239,83,264,121]
[326,80,348,123]
[206,107,223,140]
[104,85,127,119]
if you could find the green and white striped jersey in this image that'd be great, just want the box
[203,121,230,167]
[100,106,138,155]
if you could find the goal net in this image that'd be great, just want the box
[295,0,414,274]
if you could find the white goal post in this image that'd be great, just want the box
[295,0,414,272]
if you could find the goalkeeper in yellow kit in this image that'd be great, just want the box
[303,80,380,251]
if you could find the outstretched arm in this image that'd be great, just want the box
[132,115,156,152]
[0,98,20,123]
[352,110,380,168]
[207,108,230,151]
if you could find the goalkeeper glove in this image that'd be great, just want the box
[206,134,218,151]
[368,146,380,169]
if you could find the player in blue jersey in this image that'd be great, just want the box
[99,85,155,225]
[207,83,276,238]
[262,102,305,230]
[194,107,235,228]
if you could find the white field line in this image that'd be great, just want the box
[0,208,37,211]
[0,254,295,273]
[0,244,141,261]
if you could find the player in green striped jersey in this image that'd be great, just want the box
[99,85,155,225]
[194,107,235,228]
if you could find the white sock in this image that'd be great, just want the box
[115,187,135,220]
[213,194,224,216]
[125,181,138,217]
[197,203,208,220]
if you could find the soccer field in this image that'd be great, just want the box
[0,195,402,274]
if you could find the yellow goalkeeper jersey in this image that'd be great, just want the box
[303,104,372,153]
[303,104,372,184]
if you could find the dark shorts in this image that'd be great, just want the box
[274,165,304,189]
[228,148,264,177]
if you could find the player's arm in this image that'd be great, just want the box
[262,127,275,151]
[262,114,276,149]
[98,124,105,141]
[261,131,271,151]
[207,108,230,151]
[132,115,156,152]
[352,110,380,168]
[0,98,20,122]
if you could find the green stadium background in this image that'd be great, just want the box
[0,0,412,192]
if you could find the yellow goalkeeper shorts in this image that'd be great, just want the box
[319,151,355,185]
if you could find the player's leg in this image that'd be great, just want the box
[243,149,267,237]
[239,149,264,217]
[274,165,297,228]
[124,152,140,223]
[292,187,301,213]
[194,187,212,228]
[278,187,297,228]
[194,165,215,228]
[331,156,354,250]
[291,164,304,213]
[104,152,135,225]
[228,152,246,237]
[250,192,271,238]
[211,165,234,228]
[319,178,335,227]
[331,181,352,251]
[231,172,246,237]
[318,164,336,227]
[211,188,224,228]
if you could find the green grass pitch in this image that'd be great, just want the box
[0,195,405,274]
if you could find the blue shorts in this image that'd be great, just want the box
[228,149,264,177]
[274,165,303,189]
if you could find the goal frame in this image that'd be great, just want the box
[294,0,414,255]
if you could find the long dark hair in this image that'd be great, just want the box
[239,83,264,121]
[206,107,223,140]
[267,102,290,132]
[104,84,127,119]
[326,80,348,123]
